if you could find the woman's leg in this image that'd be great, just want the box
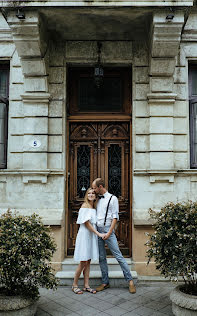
[83,259,91,288]
[83,259,96,293]
[73,261,86,287]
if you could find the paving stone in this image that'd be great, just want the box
[107,288,127,295]
[160,304,173,315]
[77,306,100,316]
[107,296,127,305]
[152,312,168,316]
[118,292,138,300]
[94,313,113,316]
[64,313,80,316]
[36,309,52,316]
[131,306,156,316]
[143,300,168,310]
[38,297,50,305]
[38,301,61,313]
[52,309,73,316]
[35,284,175,316]
[63,301,85,312]
[117,301,141,312]
[130,296,152,305]
[104,305,129,316]
[89,301,115,312]
[54,296,76,305]
[117,312,139,316]
[95,292,115,301]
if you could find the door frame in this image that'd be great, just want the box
[65,114,132,257]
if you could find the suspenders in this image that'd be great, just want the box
[104,195,113,226]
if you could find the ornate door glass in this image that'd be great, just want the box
[108,144,121,197]
[77,145,90,198]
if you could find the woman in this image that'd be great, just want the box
[72,188,104,294]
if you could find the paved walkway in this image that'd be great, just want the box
[36,282,175,316]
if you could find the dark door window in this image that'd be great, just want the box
[68,67,131,114]
[0,64,9,169]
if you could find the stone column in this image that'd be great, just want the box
[7,11,50,172]
[148,12,184,172]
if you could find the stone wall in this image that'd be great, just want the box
[1,8,197,274]
[132,11,197,275]
[0,12,66,270]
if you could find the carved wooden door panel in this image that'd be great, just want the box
[68,122,130,255]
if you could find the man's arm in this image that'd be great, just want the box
[103,218,117,240]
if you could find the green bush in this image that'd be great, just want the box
[0,210,58,300]
[146,201,197,295]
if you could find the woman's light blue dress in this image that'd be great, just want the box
[74,208,99,262]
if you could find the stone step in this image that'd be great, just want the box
[56,271,138,286]
[56,257,138,286]
[61,257,135,272]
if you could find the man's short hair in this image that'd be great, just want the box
[94,178,105,188]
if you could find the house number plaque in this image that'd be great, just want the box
[29,140,41,148]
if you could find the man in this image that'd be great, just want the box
[92,178,136,293]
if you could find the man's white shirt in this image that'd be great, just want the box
[96,191,119,227]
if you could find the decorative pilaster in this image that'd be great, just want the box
[148,12,184,170]
[7,11,50,172]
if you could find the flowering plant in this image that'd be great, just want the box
[146,201,197,296]
[0,210,58,300]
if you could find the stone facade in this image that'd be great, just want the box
[0,1,197,276]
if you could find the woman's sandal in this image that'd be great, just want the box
[72,286,83,294]
[83,287,96,294]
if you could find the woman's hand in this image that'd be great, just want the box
[98,233,105,238]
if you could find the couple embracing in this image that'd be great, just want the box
[72,178,136,295]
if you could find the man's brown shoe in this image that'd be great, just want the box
[129,281,136,294]
[96,284,110,292]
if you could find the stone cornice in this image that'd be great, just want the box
[0,169,64,175]
[0,0,193,7]
[134,169,197,176]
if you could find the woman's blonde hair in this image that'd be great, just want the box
[82,188,97,208]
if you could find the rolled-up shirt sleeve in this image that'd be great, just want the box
[112,196,119,220]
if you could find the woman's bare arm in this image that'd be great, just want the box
[85,221,105,238]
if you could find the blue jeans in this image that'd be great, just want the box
[97,226,133,284]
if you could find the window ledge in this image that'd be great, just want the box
[0,208,64,226]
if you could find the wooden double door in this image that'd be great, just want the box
[68,121,131,255]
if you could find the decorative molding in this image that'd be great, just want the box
[0,208,64,226]
[147,93,177,105]
[23,175,48,184]
[0,1,193,7]
[21,92,51,104]
[134,169,197,177]
[0,169,64,175]
[150,175,174,183]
